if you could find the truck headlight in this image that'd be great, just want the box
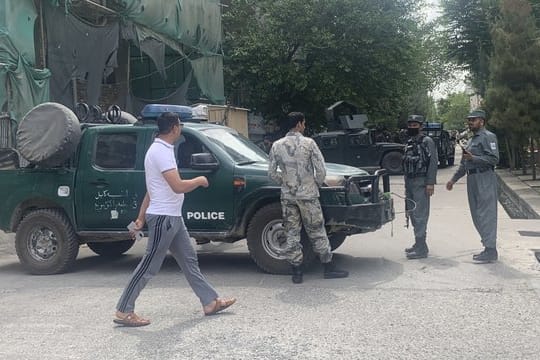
[324,175,345,187]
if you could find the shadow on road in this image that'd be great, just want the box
[0,250,405,291]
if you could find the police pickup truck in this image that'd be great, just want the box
[0,104,394,275]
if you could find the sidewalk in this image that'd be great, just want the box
[496,168,540,219]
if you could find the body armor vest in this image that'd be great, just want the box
[403,135,431,177]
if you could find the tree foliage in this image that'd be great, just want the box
[485,0,540,169]
[222,0,447,130]
[441,0,499,97]
[437,92,470,130]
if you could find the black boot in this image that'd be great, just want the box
[473,247,498,263]
[291,265,303,284]
[405,243,417,253]
[406,239,428,260]
[323,261,349,279]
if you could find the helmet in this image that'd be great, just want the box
[407,114,424,124]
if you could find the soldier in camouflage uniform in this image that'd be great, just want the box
[446,110,499,263]
[403,115,438,259]
[268,112,349,284]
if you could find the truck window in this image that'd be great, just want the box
[94,133,137,169]
[320,136,338,149]
[176,134,206,168]
[348,134,369,146]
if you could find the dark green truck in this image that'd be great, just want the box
[0,120,395,275]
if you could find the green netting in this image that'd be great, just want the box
[191,55,225,104]
[0,1,50,122]
[120,0,222,56]
[0,0,37,65]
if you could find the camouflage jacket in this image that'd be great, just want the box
[268,131,326,199]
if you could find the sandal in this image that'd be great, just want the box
[204,297,236,316]
[113,312,151,327]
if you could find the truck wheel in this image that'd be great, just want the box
[87,239,135,257]
[15,209,79,275]
[447,157,455,166]
[329,233,347,251]
[381,151,403,174]
[246,203,316,274]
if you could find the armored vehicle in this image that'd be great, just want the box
[313,101,405,174]
[423,122,455,166]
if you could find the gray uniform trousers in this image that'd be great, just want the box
[281,198,333,266]
[405,177,430,241]
[117,214,218,313]
[467,171,498,248]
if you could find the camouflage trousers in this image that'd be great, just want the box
[281,198,332,266]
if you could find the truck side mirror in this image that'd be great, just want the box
[191,152,219,171]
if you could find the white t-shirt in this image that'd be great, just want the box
[145,138,184,216]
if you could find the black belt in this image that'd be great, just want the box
[467,167,494,175]
[405,173,426,179]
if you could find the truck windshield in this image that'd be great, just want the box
[202,128,269,163]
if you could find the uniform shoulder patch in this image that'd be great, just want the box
[490,142,497,150]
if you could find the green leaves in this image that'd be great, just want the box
[223,0,445,129]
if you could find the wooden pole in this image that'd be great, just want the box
[39,0,47,69]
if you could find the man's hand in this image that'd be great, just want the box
[198,176,209,188]
[446,180,455,191]
[133,218,145,230]
[426,184,434,196]
[462,149,473,161]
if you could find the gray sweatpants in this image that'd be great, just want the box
[467,171,498,248]
[116,214,218,313]
[405,177,430,241]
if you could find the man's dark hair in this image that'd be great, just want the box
[286,112,305,131]
[157,112,180,134]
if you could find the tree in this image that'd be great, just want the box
[441,0,499,97]
[222,0,446,130]
[437,92,470,130]
[485,0,540,173]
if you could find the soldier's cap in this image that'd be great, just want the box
[407,115,424,124]
[467,109,486,119]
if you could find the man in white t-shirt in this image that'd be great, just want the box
[114,112,235,327]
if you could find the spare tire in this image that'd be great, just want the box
[118,111,138,124]
[16,102,81,167]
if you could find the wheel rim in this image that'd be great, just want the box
[261,219,288,260]
[27,226,58,261]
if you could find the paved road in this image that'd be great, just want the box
[0,165,539,359]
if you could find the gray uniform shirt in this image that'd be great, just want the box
[451,128,499,183]
[268,131,326,200]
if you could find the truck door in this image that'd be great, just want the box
[176,132,235,231]
[346,131,378,167]
[75,128,146,230]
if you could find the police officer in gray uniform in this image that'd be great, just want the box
[268,112,348,284]
[446,110,499,263]
[403,115,438,259]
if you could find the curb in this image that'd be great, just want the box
[496,169,540,219]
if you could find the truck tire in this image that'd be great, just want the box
[246,203,316,274]
[329,233,347,251]
[15,209,79,275]
[16,102,81,167]
[87,239,135,257]
[381,151,403,174]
